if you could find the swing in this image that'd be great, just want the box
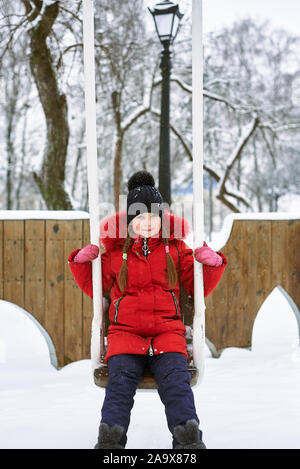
[82,0,205,390]
[93,249,199,389]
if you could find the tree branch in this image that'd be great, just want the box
[153,74,237,110]
[219,117,260,196]
[22,0,42,23]
[216,117,260,212]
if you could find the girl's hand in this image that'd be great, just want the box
[194,242,223,267]
[73,244,99,263]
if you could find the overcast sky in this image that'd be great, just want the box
[146,1,300,36]
[202,0,300,35]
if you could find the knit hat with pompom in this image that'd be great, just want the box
[126,171,164,226]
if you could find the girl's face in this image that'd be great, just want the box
[131,212,161,238]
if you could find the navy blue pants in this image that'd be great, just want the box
[100,352,201,448]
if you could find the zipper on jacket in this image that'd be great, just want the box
[114,295,125,324]
[148,339,154,356]
[142,237,151,259]
[170,290,179,318]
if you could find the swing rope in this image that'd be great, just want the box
[82,0,103,371]
[192,0,206,382]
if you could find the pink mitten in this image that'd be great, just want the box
[73,244,99,263]
[194,242,223,267]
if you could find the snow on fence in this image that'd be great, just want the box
[0,211,299,367]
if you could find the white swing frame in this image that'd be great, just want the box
[82,0,205,383]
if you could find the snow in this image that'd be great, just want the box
[1,288,299,449]
[0,210,89,220]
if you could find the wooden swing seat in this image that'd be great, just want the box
[94,363,198,389]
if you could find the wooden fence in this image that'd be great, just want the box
[205,216,300,352]
[0,214,91,367]
[0,213,299,367]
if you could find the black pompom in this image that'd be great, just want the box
[127,171,155,191]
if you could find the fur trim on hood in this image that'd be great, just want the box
[100,210,190,252]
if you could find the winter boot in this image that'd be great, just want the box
[94,422,125,449]
[173,419,207,449]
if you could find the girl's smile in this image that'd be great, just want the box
[131,212,161,238]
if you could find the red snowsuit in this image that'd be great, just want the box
[68,210,227,362]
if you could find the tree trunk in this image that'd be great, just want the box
[28,1,72,209]
[253,138,262,211]
[113,134,123,212]
[112,90,123,212]
[16,109,28,209]
[208,174,214,241]
[6,111,14,209]
[5,59,19,209]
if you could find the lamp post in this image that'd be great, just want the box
[148,1,183,206]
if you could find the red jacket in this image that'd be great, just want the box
[68,211,227,362]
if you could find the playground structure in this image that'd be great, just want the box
[0,212,299,368]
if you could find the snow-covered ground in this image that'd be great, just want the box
[1,288,300,449]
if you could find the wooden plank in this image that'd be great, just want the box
[271,220,288,290]
[24,220,45,326]
[205,246,228,351]
[45,220,65,367]
[82,219,93,359]
[213,265,228,350]
[220,220,256,350]
[255,221,272,313]
[224,220,244,348]
[225,220,243,271]
[286,220,300,311]
[292,221,300,311]
[0,221,3,298]
[64,220,84,364]
[3,220,25,308]
[246,221,257,348]
[206,220,235,351]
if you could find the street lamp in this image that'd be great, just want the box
[148,1,183,206]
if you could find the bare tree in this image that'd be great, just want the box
[0,2,31,209]
[4,47,20,209]
[22,0,72,209]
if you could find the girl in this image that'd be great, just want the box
[68,171,227,449]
